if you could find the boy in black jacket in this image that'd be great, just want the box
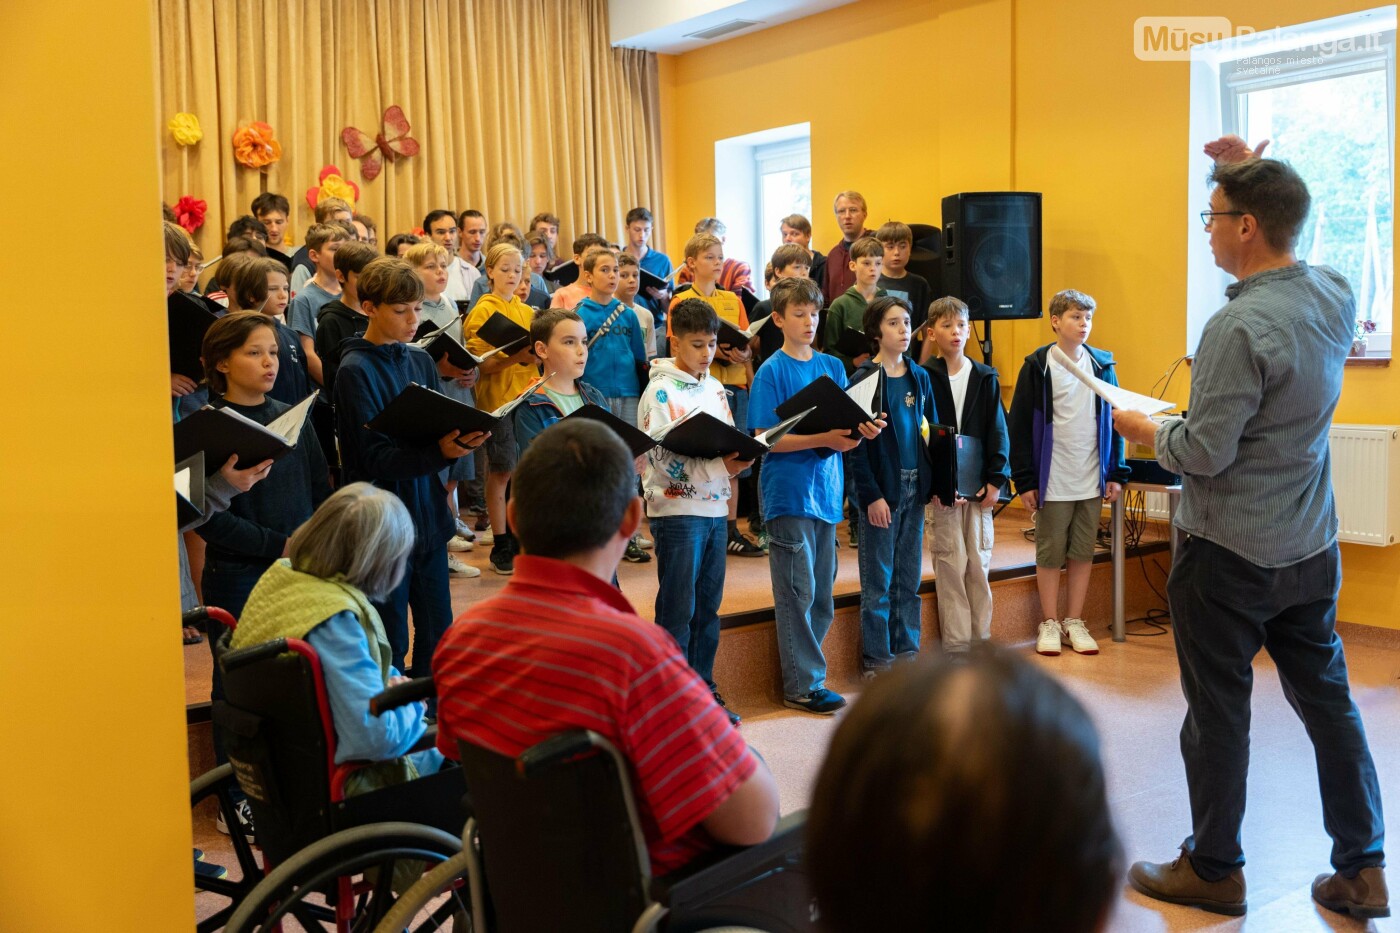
[314,240,379,396]
[921,298,1011,651]
[334,257,488,678]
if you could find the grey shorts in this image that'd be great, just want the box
[484,412,518,474]
[1035,497,1100,568]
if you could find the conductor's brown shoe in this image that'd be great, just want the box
[1128,849,1246,916]
[1312,867,1389,919]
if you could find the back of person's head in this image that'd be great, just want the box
[226,214,267,242]
[1049,288,1096,319]
[1209,157,1311,252]
[780,213,812,236]
[485,222,525,253]
[770,275,822,316]
[581,245,615,273]
[314,198,352,223]
[384,232,421,256]
[306,222,349,252]
[511,420,636,559]
[875,221,913,246]
[808,649,1122,933]
[670,297,719,338]
[929,295,971,326]
[251,192,290,217]
[403,241,450,268]
[202,311,276,394]
[222,235,267,259]
[862,295,913,347]
[571,232,609,257]
[626,206,654,226]
[764,262,776,288]
[530,307,583,347]
[333,240,379,278]
[229,257,285,312]
[288,482,416,600]
[213,252,256,296]
[770,243,811,273]
[683,232,722,262]
[693,216,727,237]
[358,257,425,306]
[849,235,885,262]
[163,221,193,264]
[162,202,179,224]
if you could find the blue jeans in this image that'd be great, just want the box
[856,470,924,671]
[1168,536,1385,880]
[723,386,752,478]
[651,514,727,687]
[766,515,837,699]
[375,547,454,680]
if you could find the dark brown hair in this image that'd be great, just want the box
[862,295,913,351]
[202,310,277,395]
[1209,157,1312,252]
[512,420,635,559]
[357,256,425,306]
[770,276,823,317]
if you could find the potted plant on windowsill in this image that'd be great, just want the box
[1352,319,1377,357]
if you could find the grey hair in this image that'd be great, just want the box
[1048,289,1096,318]
[287,482,415,600]
[693,216,727,236]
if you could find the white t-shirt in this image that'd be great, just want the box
[1044,348,1101,501]
[445,256,481,303]
[946,358,971,430]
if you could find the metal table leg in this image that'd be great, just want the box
[1111,494,1125,642]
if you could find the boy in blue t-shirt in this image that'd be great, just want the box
[748,277,884,715]
[574,245,648,425]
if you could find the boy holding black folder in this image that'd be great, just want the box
[640,298,753,726]
[749,277,884,715]
[825,236,888,374]
[334,257,487,679]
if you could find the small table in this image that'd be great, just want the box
[1110,482,1182,642]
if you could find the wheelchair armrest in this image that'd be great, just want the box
[649,809,806,903]
[369,677,435,716]
[220,638,289,671]
[411,725,438,755]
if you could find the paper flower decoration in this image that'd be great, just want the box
[342,105,420,181]
[305,165,361,210]
[173,196,207,234]
[232,121,282,170]
[168,113,203,147]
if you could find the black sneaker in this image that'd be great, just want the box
[847,522,859,549]
[783,688,846,715]
[624,540,652,563]
[712,690,742,726]
[215,799,256,842]
[727,528,765,557]
[489,544,515,575]
[748,514,766,536]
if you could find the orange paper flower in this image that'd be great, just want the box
[232,121,282,170]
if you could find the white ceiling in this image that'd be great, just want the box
[609,0,859,53]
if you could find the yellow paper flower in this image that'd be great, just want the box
[168,112,203,147]
[317,172,359,206]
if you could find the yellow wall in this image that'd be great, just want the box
[0,2,194,928]
[661,0,1400,629]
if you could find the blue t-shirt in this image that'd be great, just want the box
[576,296,647,398]
[886,369,919,471]
[287,280,340,338]
[749,350,848,523]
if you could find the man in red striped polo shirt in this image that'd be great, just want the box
[433,419,780,876]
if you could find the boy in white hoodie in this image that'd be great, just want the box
[640,298,754,726]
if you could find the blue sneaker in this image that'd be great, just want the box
[783,688,846,715]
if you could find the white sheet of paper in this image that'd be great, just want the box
[648,406,703,442]
[757,406,816,446]
[175,466,191,500]
[490,374,554,419]
[846,368,882,418]
[265,390,320,442]
[1049,346,1174,416]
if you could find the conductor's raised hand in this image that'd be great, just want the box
[219,455,274,493]
[1203,135,1269,165]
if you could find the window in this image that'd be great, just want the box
[714,124,811,296]
[1189,8,1396,356]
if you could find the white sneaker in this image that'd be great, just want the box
[1061,618,1100,655]
[634,534,653,550]
[1036,619,1063,656]
[454,518,477,540]
[447,554,480,577]
[475,529,494,546]
[447,534,475,552]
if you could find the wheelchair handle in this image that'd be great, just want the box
[517,729,613,778]
[221,638,291,672]
[370,677,435,717]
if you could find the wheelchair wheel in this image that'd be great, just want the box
[192,764,265,933]
[226,822,463,932]
[371,844,478,932]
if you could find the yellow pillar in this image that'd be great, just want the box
[0,2,192,929]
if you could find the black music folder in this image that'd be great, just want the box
[364,383,500,445]
[474,311,531,353]
[927,425,985,506]
[168,291,220,382]
[565,404,658,458]
[174,393,318,474]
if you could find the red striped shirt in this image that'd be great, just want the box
[433,555,755,875]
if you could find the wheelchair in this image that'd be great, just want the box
[372,682,816,933]
[189,608,472,932]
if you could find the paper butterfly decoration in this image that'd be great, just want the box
[341,106,420,181]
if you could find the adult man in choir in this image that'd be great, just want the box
[821,191,872,306]
[1114,136,1388,920]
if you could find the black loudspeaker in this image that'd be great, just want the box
[905,223,943,297]
[941,192,1042,320]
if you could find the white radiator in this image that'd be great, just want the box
[1330,423,1400,546]
[1134,424,1400,545]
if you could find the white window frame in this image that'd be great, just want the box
[754,139,812,295]
[714,123,811,298]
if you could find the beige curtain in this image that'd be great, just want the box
[156,0,666,257]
